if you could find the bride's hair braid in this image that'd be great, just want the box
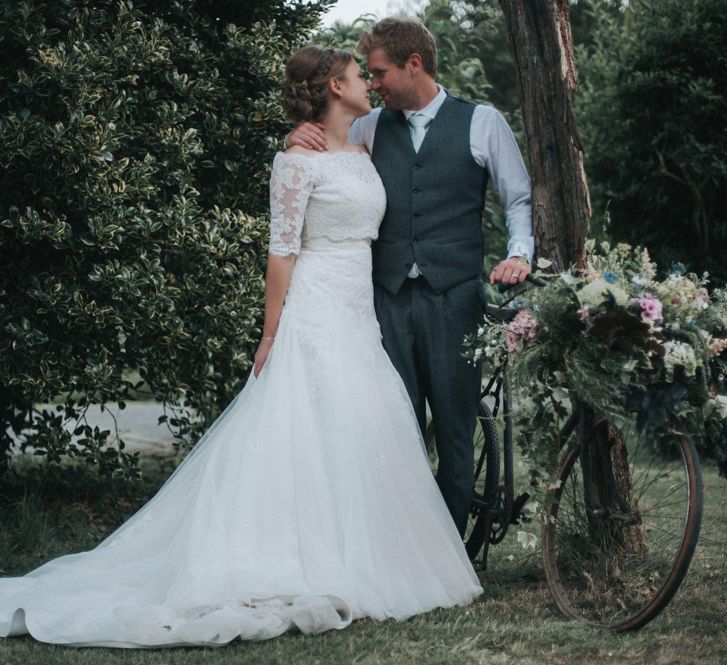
[282,46,354,123]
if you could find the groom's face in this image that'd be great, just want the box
[366,48,419,111]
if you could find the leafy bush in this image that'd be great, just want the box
[0,0,332,477]
[576,0,727,282]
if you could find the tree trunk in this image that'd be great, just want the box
[500,0,590,271]
[500,0,643,553]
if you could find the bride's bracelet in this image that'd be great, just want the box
[261,336,275,342]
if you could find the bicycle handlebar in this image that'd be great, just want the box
[486,272,547,294]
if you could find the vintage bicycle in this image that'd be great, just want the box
[425,276,704,631]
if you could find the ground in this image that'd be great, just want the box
[0,446,725,665]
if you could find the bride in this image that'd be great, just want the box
[0,46,482,648]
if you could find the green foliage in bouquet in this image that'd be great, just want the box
[0,0,333,478]
[465,241,727,484]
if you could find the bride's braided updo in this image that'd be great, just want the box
[282,46,354,123]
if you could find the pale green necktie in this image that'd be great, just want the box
[407,113,432,152]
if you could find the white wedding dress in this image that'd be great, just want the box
[0,150,482,648]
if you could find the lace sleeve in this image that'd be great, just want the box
[268,153,316,256]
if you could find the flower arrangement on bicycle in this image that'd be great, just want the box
[465,240,727,481]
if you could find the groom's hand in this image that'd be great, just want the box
[489,257,531,285]
[285,122,328,152]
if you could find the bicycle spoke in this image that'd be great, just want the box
[639,498,690,515]
[543,423,702,630]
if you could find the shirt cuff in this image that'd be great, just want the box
[507,237,535,264]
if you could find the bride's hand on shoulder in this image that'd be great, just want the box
[286,122,327,152]
[254,338,275,378]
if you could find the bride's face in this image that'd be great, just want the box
[333,60,372,117]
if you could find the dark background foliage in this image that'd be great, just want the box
[0,0,333,476]
[575,0,727,283]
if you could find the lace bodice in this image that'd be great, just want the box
[268,151,386,255]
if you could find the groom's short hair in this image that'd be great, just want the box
[357,18,437,77]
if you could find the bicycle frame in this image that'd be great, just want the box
[472,362,581,568]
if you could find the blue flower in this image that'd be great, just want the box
[603,270,618,284]
[670,262,686,275]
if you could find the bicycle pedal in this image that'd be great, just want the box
[510,492,531,525]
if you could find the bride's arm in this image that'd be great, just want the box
[254,152,315,377]
[254,255,295,377]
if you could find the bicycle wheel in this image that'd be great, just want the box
[464,399,501,561]
[543,414,703,630]
[425,398,500,561]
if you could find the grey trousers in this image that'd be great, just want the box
[374,275,484,536]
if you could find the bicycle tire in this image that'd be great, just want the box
[542,416,703,631]
[424,398,500,561]
[425,399,501,494]
[464,399,500,560]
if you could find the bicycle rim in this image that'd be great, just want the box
[543,421,703,631]
[464,400,500,560]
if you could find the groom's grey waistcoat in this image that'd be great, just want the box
[370,94,488,295]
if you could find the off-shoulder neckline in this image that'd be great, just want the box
[275,150,370,160]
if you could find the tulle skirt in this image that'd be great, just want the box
[0,244,482,647]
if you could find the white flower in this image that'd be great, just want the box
[709,395,727,418]
[662,340,699,381]
[473,348,483,361]
[517,530,538,550]
[577,277,629,308]
[477,327,484,336]
[640,247,657,281]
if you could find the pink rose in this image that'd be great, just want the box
[506,310,540,354]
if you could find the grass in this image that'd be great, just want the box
[0,452,725,665]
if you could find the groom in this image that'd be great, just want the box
[287,18,533,536]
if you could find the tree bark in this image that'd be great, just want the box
[500,0,590,270]
[501,0,643,554]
